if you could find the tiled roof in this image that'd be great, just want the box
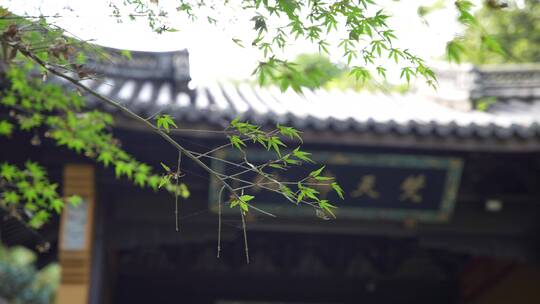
[71,49,540,141]
[472,65,540,101]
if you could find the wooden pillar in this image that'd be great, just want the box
[57,164,95,304]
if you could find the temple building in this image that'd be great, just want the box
[1,49,540,304]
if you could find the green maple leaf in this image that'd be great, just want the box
[0,163,18,181]
[51,198,64,214]
[115,161,135,178]
[178,183,190,199]
[160,162,171,172]
[240,201,249,212]
[97,151,113,167]
[269,163,285,170]
[309,166,325,178]
[134,172,147,187]
[228,135,246,150]
[158,174,171,189]
[25,161,45,180]
[23,188,38,202]
[67,139,85,153]
[137,163,151,175]
[42,184,58,201]
[3,191,20,204]
[0,120,13,136]
[29,210,50,228]
[277,124,302,142]
[230,199,240,208]
[267,136,286,156]
[239,195,255,202]
[156,114,177,132]
[319,200,337,218]
[67,195,83,207]
[331,182,344,200]
[1,95,16,106]
[147,175,160,191]
[292,147,314,163]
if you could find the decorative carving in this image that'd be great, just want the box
[114,237,458,282]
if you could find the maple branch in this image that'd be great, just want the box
[17,47,276,220]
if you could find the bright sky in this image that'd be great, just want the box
[6,0,469,86]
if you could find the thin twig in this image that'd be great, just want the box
[175,151,182,232]
[210,167,318,210]
[189,150,252,171]
[239,189,249,264]
[144,108,163,121]
[217,185,225,258]
[170,128,230,134]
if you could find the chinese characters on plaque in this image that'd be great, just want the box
[210,151,463,223]
[350,174,426,204]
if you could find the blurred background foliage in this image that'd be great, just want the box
[261,0,540,93]
[257,53,409,93]
[0,244,59,304]
[456,0,540,64]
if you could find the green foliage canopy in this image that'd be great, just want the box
[454,0,540,64]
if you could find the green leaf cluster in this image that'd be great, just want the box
[156,114,177,132]
[228,119,311,164]
[0,162,80,228]
[230,194,254,214]
[458,0,539,64]
[225,118,343,219]
[243,1,437,91]
[0,61,189,194]
[0,49,189,229]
